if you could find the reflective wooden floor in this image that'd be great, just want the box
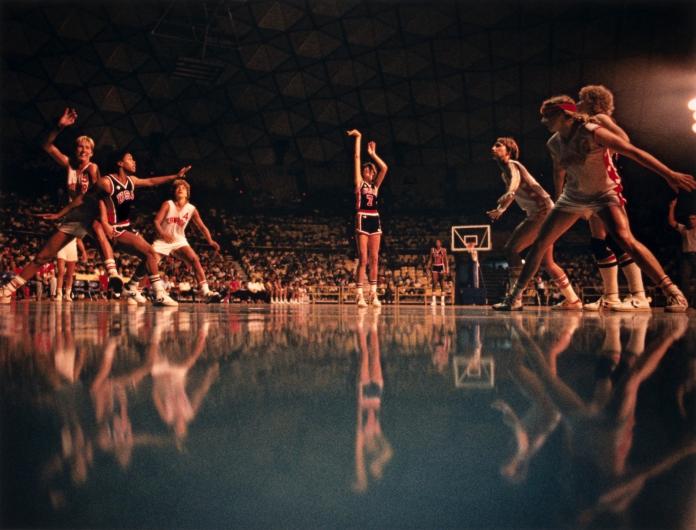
[1,302,695,529]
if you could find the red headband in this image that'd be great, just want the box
[556,102,577,113]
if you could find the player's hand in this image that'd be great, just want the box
[486,208,502,221]
[34,212,61,221]
[80,251,88,263]
[666,171,696,193]
[366,141,377,156]
[103,223,116,240]
[58,107,78,128]
[346,129,362,137]
[209,240,221,253]
[177,165,192,178]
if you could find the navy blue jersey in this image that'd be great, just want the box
[104,174,135,226]
[356,181,378,212]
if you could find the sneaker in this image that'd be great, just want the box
[583,295,621,312]
[430,299,436,306]
[204,291,222,303]
[154,293,178,307]
[665,291,688,313]
[55,293,63,302]
[65,293,73,303]
[108,275,124,294]
[440,298,446,306]
[371,294,381,307]
[125,285,147,305]
[492,296,523,311]
[357,296,368,308]
[551,298,583,311]
[611,295,652,312]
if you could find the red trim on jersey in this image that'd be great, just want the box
[556,102,577,113]
[603,150,626,206]
[358,209,378,214]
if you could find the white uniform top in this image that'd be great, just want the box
[501,160,553,214]
[676,223,696,253]
[159,200,196,243]
[546,122,623,202]
[66,162,92,196]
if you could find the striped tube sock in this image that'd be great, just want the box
[552,274,579,302]
[150,274,165,296]
[104,258,119,277]
[618,257,646,300]
[1,276,27,296]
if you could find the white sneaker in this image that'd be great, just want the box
[440,298,446,306]
[65,293,73,303]
[583,295,620,311]
[123,287,147,305]
[665,291,688,313]
[611,295,652,312]
[431,298,436,306]
[370,294,381,307]
[357,296,368,308]
[154,293,178,307]
[55,293,63,302]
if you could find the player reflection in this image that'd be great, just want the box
[352,308,393,493]
[492,314,579,483]
[430,305,451,374]
[511,314,695,524]
[150,311,219,444]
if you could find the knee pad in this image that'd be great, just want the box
[590,238,615,264]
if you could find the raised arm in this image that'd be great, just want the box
[191,208,221,253]
[593,128,696,193]
[366,141,388,189]
[131,165,191,188]
[42,108,77,168]
[667,198,679,229]
[347,129,362,189]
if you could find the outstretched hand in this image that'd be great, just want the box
[487,208,502,221]
[209,240,221,253]
[346,129,362,137]
[58,107,78,128]
[666,171,696,193]
[177,165,192,178]
[33,212,61,221]
[366,141,377,156]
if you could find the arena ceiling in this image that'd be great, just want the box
[1,0,695,197]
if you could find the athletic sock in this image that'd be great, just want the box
[104,258,119,277]
[596,258,620,301]
[619,257,646,300]
[1,276,26,296]
[552,274,579,302]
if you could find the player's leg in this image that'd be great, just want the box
[116,231,177,306]
[367,233,382,306]
[596,205,686,312]
[1,230,73,303]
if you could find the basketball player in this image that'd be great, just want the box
[487,137,582,310]
[125,179,221,304]
[347,129,388,307]
[575,85,650,311]
[427,240,449,306]
[494,95,695,311]
[98,150,191,307]
[41,107,123,294]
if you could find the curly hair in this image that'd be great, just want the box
[578,85,615,116]
[496,137,520,160]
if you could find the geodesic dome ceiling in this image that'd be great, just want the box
[2,0,695,197]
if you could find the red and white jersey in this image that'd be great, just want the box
[501,160,552,214]
[159,200,196,242]
[546,122,623,201]
[431,247,447,266]
[66,162,93,198]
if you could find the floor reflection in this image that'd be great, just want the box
[0,303,694,529]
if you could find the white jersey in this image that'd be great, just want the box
[159,200,196,242]
[66,162,93,198]
[501,160,553,214]
[546,122,624,203]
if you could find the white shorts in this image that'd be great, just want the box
[553,189,625,220]
[57,238,78,262]
[152,238,190,256]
